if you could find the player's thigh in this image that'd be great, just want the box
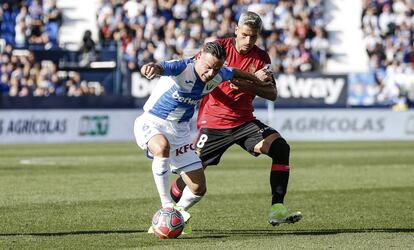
[195,128,234,166]
[134,115,165,152]
[234,120,280,155]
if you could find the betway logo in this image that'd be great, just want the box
[172,91,200,105]
[277,75,345,104]
[176,143,196,156]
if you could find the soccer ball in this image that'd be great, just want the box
[151,207,184,239]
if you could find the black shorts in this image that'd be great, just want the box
[194,119,278,166]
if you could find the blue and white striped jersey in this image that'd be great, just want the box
[143,58,234,122]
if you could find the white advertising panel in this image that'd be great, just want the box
[1,109,413,144]
[0,109,142,144]
[254,109,414,141]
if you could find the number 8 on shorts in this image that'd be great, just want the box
[196,134,208,148]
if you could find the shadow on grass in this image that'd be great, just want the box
[1,228,413,238]
[0,230,145,237]
[195,228,414,237]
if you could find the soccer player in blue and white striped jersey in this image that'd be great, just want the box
[134,42,269,234]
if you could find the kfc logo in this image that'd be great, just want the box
[176,143,196,156]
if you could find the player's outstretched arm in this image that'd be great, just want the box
[231,68,277,101]
[140,62,164,80]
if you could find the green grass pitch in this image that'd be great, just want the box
[0,141,413,249]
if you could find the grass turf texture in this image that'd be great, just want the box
[0,141,413,249]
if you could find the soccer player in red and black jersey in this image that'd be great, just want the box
[171,11,302,226]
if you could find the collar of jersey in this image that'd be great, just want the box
[192,62,204,84]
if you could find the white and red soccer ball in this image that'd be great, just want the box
[151,207,184,239]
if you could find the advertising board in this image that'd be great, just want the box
[0,110,141,144]
[1,109,413,143]
[255,109,414,141]
[131,73,348,107]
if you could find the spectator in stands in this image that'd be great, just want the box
[43,0,62,27]
[0,6,3,29]
[0,74,10,94]
[14,6,30,47]
[15,19,27,47]
[79,30,97,67]
[309,26,329,70]
[29,0,43,21]
[66,72,82,96]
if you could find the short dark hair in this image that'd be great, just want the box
[202,42,226,61]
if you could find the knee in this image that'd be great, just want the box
[267,137,290,165]
[187,182,207,196]
[268,137,290,156]
[279,138,290,154]
[150,138,170,157]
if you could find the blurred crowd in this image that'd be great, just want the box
[0,0,61,49]
[0,44,104,96]
[0,0,104,96]
[96,0,329,73]
[361,0,414,106]
[2,0,413,105]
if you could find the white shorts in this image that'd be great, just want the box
[134,112,202,175]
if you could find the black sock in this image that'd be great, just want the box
[270,171,289,204]
[268,137,291,205]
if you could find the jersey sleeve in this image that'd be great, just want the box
[264,53,271,65]
[160,59,190,76]
[218,67,234,81]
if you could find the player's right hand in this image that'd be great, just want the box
[255,67,272,81]
[140,62,158,79]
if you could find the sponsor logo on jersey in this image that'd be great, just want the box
[176,143,196,156]
[172,91,200,105]
[205,82,216,91]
